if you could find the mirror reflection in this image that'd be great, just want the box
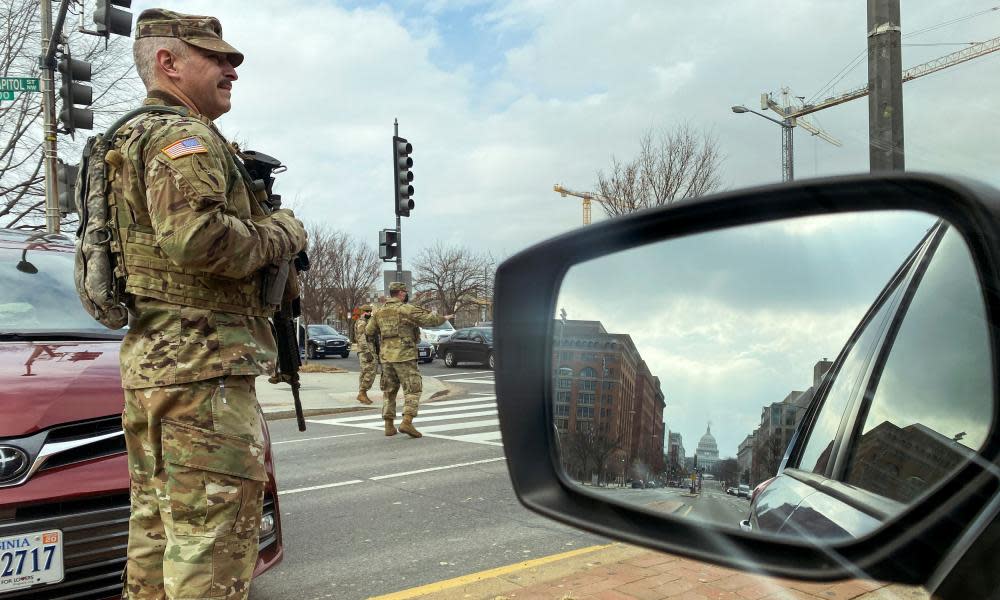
[552,210,992,541]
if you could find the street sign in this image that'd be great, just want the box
[0,77,40,92]
[0,91,14,101]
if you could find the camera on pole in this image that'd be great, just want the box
[379,229,399,261]
[57,53,93,134]
[393,136,413,217]
[95,1,133,37]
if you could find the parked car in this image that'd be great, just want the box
[737,484,750,499]
[417,339,434,363]
[0,230,283,600]
[437,327,494,369]
[726,487,736,495]
[305,323,350,359]
[419,320,455,355]
[630,480,644,489]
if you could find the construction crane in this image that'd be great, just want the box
[553,184,610,225]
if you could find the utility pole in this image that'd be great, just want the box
[867,0,904,171]
[40,1,60,234]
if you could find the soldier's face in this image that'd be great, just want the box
[177,47,238,119]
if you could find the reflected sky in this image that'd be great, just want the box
[556,210,938,457]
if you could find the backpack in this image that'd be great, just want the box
[73,105,189,329]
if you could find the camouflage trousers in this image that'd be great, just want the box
[358,350,378,392]
[380,360,423,419]
[122,375,267,600]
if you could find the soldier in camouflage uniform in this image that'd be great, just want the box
[355,304,376,404]
[117,10,307,600]
[366,282,453,437]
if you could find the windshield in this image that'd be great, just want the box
[424,321,454,331]
[308,324,341,336]
[0,244,122,339]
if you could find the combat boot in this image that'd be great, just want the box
[384,418,397,436]
[398,415,422,438]
[357,390,373,405]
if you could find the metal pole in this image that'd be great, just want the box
[868,0,904,171]
[781,120,794,181]
[394,118,402,283]
[40,1,60,234]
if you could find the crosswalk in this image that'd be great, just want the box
[309,395,503,446]
[433,371,495,386]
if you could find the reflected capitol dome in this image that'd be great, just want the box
[696,423,719,469]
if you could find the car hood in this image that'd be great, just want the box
[310,334,348,342]
[0,341,124,437]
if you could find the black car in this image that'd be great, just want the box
[305,324,350,359]
[436,327,493,369]
[743,219,988,539]
[417,339,433,364]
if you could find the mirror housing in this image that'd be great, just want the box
[494,173,1000,587]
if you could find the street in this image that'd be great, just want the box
[587,480,750,530]
[250,364,608,599]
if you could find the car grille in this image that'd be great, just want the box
[0,491,279,600]
[0,417,127,489]
[324,340,346,347]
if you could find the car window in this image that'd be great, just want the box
[844,227,992,503]
[451,330,469,341]
[796,248,920,475]
[308,324,339,336]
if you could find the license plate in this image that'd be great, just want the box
[0,530,64,592]
[419,349,429,357]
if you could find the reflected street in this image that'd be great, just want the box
[587,480,749,529]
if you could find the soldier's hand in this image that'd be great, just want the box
[271,208,308,254]
[443,314,456,320]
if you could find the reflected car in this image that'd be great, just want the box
[744,221,988,539]
[0,231,283,600]
[437,327,494,369]
[737,484,750,499]
[417,339,434,364]
[306,323,350,359]
[630,480,644,489]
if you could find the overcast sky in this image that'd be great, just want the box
[119,2,1000,451]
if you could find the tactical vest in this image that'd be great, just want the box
[109,108,273,318]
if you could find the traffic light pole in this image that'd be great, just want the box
[394,119,402,282]
[40,1,61,234]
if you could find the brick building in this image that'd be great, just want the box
[553,320,666,482]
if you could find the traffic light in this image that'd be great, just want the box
[57,55,93,133]
[56,160,79,215]
[379,229,398,261]
[95,1,133,37]
[393,136,413,217]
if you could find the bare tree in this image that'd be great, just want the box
[595,124,724,218]
[298,226,379,336]
[0,0,142,231]
[561,424,622,485]
[412,242,491,317]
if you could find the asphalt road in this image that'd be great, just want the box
[585,480,750,531]
[249,365,606,600]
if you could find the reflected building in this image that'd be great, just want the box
[695,423,720,471]
[668,432,685,476]
[737,430,756,484]
[552,319,666,479]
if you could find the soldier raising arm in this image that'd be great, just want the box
[366,282,454,437]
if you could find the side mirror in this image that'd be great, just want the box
[494,174,1000,597]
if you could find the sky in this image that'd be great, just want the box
[113,1,1000,452]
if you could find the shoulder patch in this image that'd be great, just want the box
[161,136,208,160]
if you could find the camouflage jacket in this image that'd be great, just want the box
[355,317,372,354]
[117,93,306,389]
[365,298,444,363]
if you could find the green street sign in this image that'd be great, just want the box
[0,91,15,101]
[0,77,39,92]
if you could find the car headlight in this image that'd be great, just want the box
[260,513,275,536]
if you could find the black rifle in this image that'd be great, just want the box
[242,150,310,431]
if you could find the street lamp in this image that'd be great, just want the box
[731,104,794,182]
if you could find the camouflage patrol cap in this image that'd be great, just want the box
[135,9,244,67]
[388,282,408,293]
[361,304,373,312]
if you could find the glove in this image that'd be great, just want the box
[270,208,308,254]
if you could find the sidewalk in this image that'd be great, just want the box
[255,371,449,420]
[373,543,930,600]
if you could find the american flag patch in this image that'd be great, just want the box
[161,137,208,159]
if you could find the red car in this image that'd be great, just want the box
[0,230,283,600]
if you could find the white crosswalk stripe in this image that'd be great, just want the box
[308,395,504,446]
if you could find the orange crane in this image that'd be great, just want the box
[553,184,610,225]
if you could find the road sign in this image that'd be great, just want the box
[0,91,15,101]
[0,77,39,92]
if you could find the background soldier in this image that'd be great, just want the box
[119,9,307,600]
[355,304,376,404]
[366,282,453,437]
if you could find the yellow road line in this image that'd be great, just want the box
[369,543,615,600]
